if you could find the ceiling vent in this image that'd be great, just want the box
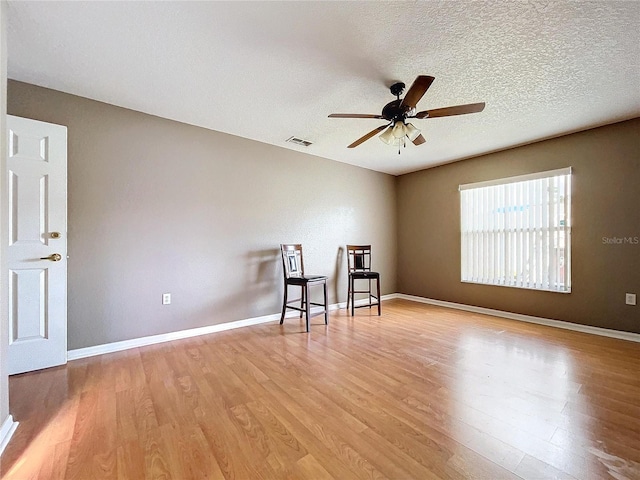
[286,136,313,147]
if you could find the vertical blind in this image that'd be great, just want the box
[459,167,572,293]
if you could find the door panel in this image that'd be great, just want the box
[7,115,67,375]
[9,269,47,341]
[8,170,49,247]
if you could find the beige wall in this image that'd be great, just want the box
[397,118,640,334]
[1,0,9,428]
[5,79,638,358]
[7,81,397,350]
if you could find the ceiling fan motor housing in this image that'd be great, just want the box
[382,99,413,123]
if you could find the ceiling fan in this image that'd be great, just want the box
[328,75,485,153]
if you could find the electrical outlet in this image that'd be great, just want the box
[162,293,171,305]
[626,293,636,306]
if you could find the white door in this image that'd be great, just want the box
[7,115,67,375]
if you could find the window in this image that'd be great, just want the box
[459,167,571,293]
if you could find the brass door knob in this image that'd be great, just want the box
[50,232,61,239]
[41,253,62,262]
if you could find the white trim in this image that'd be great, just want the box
[459,166,572,190]
[396,294,640,343]
[1,0,12,460]
[68,292,638,361]
[0,415,18,456]
[68,312,282,360]
[67,295,398,361]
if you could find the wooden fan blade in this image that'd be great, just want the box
[414,102,485,119]
[347,125,389,148]
[412,134,426,146]
[329,113,385,119]
[400,76,435,109]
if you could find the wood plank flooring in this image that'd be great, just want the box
[2,299,640,479]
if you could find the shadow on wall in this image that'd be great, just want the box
[185,248,282,329]
[245,248,282,317]
[196,245,350,328]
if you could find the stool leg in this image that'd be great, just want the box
[300,286,305,318]
[377,277,381,316]
[346,274,351,311]
[323,281,328,325]
[368,278,372,309]
[350,276,355,317]
[280,284,288,324]
[305,285,311,332]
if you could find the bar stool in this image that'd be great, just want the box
[279,244,328,332]
[346,244,381,316]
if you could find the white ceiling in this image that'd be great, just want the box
[7,1,640,175]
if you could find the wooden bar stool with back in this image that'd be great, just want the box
[346,244,381,316]
[279,244,328,332]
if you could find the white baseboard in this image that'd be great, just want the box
[0,415,18,456]
[67,311,282,361]
[67,295,397,361]
[68,292,636,361]
[395,294,640,343]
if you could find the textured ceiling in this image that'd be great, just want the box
[6,1,640,175]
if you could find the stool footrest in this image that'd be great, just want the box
[280,277,329,332]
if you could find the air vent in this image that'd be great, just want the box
[286,136,313,147]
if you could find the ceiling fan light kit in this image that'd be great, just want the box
[392,121,406,139]
[379,127,405,152]
[329,75,485,154]
[404,122,421,141]
[379,121,422,154]
[379,127,396,145]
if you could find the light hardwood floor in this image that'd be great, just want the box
[2,299,640,479]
